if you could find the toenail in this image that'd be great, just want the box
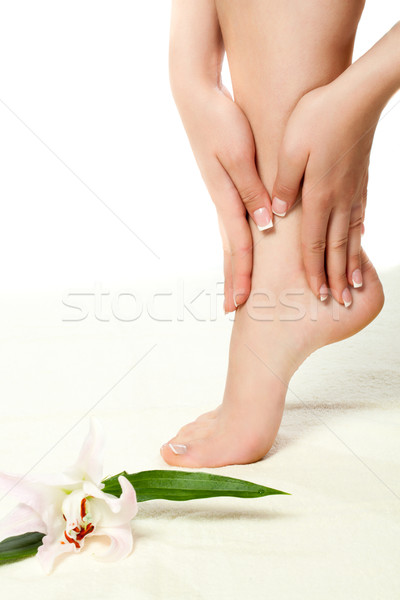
[168,443,187,455]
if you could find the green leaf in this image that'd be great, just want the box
[101,469,289,502]
[0,471,288,567]
[0,532,45,565]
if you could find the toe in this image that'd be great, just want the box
[160,437,220,468]
[167,420,213,448]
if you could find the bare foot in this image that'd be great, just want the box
[161,0,381,468]
[160,206,384,467]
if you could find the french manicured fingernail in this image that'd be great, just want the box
[352,269,363,288]
[272,197,288,217]
[233,290,246,308]
[319,284,329,302]
[254,207,273,231]
[342,287,352,308]
[168,443,187,455]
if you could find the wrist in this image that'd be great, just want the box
[336,22,400,118]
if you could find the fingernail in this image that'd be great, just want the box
[342,287,352,308]
[233,290,246,308]
[254,207,273,231]
[352,269,363,288]
[319,284,329,302]
[168,443,187,455]
[272,197,287,217]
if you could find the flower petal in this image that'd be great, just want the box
[37,524,75,575]
[0,471,59,516]
[92,522,134,562]
[83,476,138,526]
[29,471,85,489]
[0,503,47,542]
[69,417,105,485]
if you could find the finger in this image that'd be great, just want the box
[271,136,308,218]
[346,196,363,290]
[206,160,253,310]
[219,152,273,232]
[217,216,234,313]
[225,213,253,308]
[326,207,353,307]
[301,195,331,300]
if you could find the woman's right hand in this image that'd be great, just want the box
[177,84,273,312]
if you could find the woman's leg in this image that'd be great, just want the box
[161,0,384,467]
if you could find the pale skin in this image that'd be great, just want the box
[160,1,398,468]
[272,18,400,305]
[169,0,274,312]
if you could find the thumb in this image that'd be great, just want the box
[272,141,308,217]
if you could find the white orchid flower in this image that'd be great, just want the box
[0,418,138,574]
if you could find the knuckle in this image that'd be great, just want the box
[348,254,361,268]
[239,186,265,206]
[349,214,363,231]
[330,272,348,286]
[303,193,331,210]
[329,236,348,252]
[302,238,326,254]
[275,181,297,198]
[341,181,359,200]
[350,200,363,213]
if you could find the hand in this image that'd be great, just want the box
[177,85,273,312]
[272,80,377,306]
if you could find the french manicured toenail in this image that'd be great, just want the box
[168,443,187,455]
[352,269,363,288]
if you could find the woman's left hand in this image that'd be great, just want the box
[271,78,377,306]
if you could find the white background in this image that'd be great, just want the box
[0,5,399,594]
[0,1,398,292]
